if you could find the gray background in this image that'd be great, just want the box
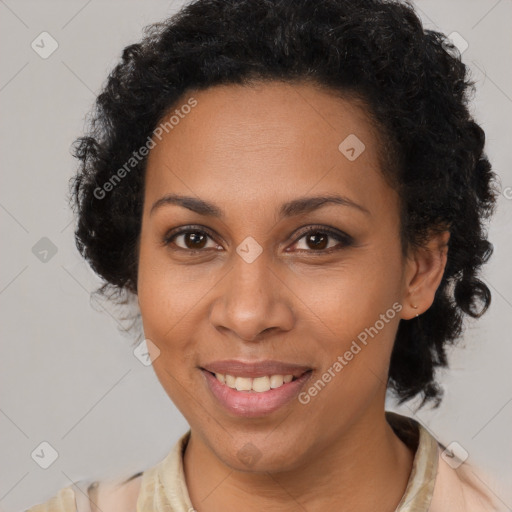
[0,1,511,510]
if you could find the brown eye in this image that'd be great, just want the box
[304,232,329,250]
[290,226,353,253]
[181,231,208,250]
[163,227,220,252]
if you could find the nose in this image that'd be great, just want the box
[208,251,295,342]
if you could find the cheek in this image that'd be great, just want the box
[137,256,199,410]
[137,240,190,366]
[137,232,195,333]
[295,254,402,337]
[138,277,197,363]
[136,237,220,391]
[297,285,400,427]
[293,253,403,398]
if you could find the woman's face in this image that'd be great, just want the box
[138,81,416,472]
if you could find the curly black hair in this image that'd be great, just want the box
[71,0,498,408]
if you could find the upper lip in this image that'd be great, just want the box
[201,360,312,378]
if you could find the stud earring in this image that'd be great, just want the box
[412,304,419,318]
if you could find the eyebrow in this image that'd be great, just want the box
[149,193,371,218]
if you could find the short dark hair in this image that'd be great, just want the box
[71,0,498,408]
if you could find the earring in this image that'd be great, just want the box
[412,304,419,318]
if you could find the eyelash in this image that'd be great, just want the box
[162,224,354,255]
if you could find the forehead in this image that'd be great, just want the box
[144,81,391,215]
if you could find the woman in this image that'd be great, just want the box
[27,0,503,510]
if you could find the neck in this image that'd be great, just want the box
[183,405,414,512]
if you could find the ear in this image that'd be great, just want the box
[401,230,450,320]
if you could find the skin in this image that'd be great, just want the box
[137,81,450,511]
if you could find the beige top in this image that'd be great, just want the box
[25,412,505,511]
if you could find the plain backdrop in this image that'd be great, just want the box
[1,1,511,510]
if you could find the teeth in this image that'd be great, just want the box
[214,373,296,392]
[235,377,252,391]
[270,375,283,388]
[253,376,271,392]
[225,374,236,388]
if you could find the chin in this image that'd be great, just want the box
[217,438,307,474]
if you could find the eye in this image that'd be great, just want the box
[288,225,353,254]
[163,224,353,255]
[163,226,221,253]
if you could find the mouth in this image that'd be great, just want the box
[200,367,313,417]
[201,369,309,393]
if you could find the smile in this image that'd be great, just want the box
[201,368,313,417]
[211,372,296,392]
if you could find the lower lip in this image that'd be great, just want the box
[201,369,312,418]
